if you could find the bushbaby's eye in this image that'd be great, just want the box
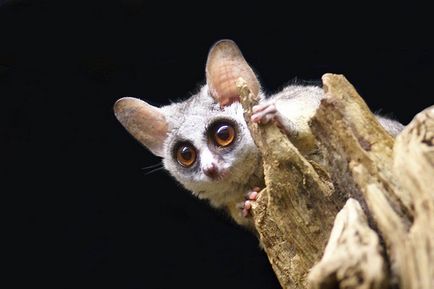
[175,143,197,167]
[211,122,236,147]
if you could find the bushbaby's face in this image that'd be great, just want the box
[114,40,262,204]
[161,87,260,200]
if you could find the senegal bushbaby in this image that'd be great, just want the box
[114,40,403,230]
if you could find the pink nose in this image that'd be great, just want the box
[203,163,219,179]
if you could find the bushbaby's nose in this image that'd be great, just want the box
[203,163,219,179]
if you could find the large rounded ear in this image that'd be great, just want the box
[114,97,168,157]
[206,39,260,107]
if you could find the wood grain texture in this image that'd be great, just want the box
[237,74,433,289]
[308,198,386,289]
[237,78,344,288]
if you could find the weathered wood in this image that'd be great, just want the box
[236,74,433,289]
[311,74,413,222]
[308,198,387,289]
[237,78,344,289]
[392,106,434,289]
[311,75,433,289]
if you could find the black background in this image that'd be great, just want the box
[1,1,432,288]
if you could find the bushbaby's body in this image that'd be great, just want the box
[114,40,403,230]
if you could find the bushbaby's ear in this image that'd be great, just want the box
[206,39,260,107]
[114,97,168,157]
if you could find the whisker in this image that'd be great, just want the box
[144,166,165,175]
[141,163,163,170]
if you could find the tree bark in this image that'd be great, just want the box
[237,75,434,289]
[308,198,387,289]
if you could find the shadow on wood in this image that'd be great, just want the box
[237,74,434,289]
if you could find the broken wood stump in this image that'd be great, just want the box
[237,74,434,289]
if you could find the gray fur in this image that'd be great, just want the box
[115,40,404,228]
[377,116,405,136]
[151,82,404,228]
[161,85,263,211]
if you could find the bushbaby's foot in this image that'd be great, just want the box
[238,187,260,217]
[251,100,296,136]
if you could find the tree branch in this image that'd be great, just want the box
[237,75,433,289]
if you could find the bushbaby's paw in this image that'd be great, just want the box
[251,100,277,124]
[251,100,296,137]
[237,187,260,217]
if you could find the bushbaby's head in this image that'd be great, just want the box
[114,40,262,202]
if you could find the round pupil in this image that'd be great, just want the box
[180,146,193,160]
[216,126,231,141]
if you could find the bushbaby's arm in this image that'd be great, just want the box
[252,85,404,156]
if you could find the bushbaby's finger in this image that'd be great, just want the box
[248,191,258,200]
[243,201,252,217]
[251,104,277,123]
[252,102,269,113]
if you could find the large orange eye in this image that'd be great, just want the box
[212,122,236,147]
[176,143,197,167]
